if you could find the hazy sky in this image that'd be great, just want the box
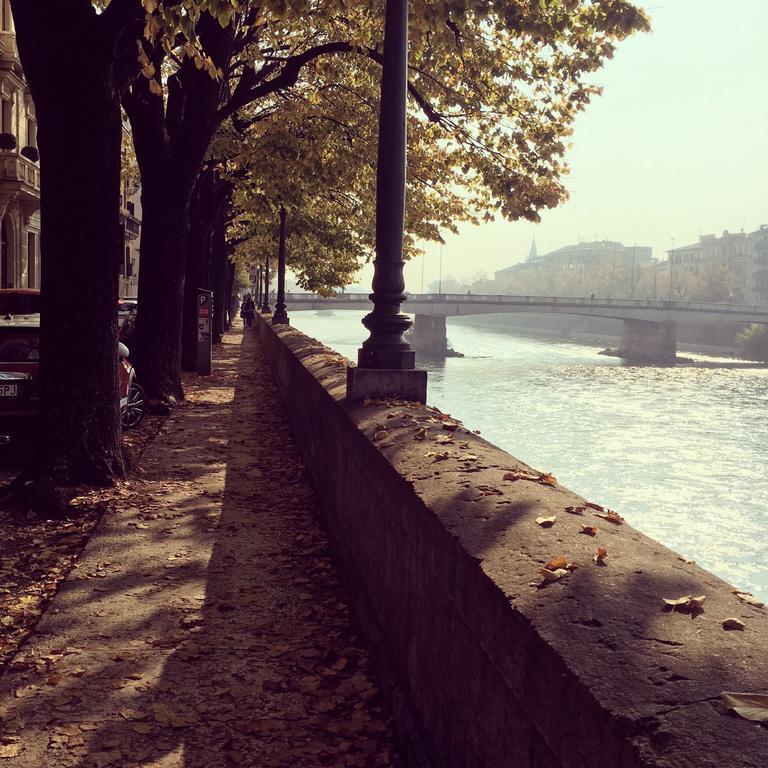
[347,0,768,291]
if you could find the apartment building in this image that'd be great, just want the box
[0,0,40,289]
[666,227,768,304]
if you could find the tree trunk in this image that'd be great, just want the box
[133,173,188,401]
[125,15,235,399]
[210,209,229,342]
[10,1,127,489]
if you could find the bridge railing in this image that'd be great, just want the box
[286,292,768,315]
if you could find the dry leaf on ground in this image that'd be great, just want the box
[733,590,765,609]
[536,516,556,528]
[721,618,745,631]
[720,692,768,722]
[663,594,706,613]
[539,568,569,584]
[593,510,624,525]
[593,547,608,564]
[544,555,568,571]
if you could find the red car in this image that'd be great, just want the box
[0,294,145,431]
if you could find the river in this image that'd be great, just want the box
[289,310,768,602]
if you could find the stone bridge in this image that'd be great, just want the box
[287,293,768,360]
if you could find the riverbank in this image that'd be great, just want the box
[450,311,745,358]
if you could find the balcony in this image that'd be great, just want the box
[0,151,40,213]
[120,212,141,239]
[0,31,17,63]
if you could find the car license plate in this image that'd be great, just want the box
[0,384,18,397]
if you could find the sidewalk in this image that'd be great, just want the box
[0,329,398,767]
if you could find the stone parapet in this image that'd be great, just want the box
[255,316,768,768]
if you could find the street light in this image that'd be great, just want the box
[668,237,675,301]
[346,0,426,403]
[272,205,289,325]
[261,253,271,313]
[438,242,443,295]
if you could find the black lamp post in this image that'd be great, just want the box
[272,205,289,325]
[261,254,271,313]
[346,0,426,403]
[255,266,262,309]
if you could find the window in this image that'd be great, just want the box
[1,1,11,33]
[26,118,36,148]
[1,99,11,135]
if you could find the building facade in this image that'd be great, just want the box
[119,179,142,299]
[494,240,653,298]
[666,226,768,304]
[0,1,40,289]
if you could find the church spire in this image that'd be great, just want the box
[527,237,538,262]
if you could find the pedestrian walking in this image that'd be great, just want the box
[240,294,255,328]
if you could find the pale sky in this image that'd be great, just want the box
[350,0,768,291]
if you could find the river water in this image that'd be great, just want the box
[289,310,768,601]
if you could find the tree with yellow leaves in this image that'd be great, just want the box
[7,0,648,503]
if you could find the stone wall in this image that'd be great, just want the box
[256,315,768,768]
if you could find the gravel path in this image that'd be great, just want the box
[0,328,399,767]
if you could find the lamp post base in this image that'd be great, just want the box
[346,366,427,404]
[272,309,289,325]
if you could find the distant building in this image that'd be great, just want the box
[752,225,768,304]
[666,227,768,304]
[496,240,652,281]
[0,5,40,288]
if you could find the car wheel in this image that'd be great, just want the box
[121,382,145,429]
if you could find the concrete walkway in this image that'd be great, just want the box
[0,329,398,767]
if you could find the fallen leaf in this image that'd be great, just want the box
[579,526,597,536]
[372,430,388,442]
[413,427,427,441]
[435,434,453,444]
[544,555,568,571]
[536,516,556,528]
[593,547,608,564]
[441,421,459,431]
[733,591,765,609]
[539,568,569,583]
[0,741,22,758]
[593,510,624,525]
[722,618,745,631]
[565,505,586,515]
[502,470,537,482]
[538,473,557,486]
[720,692,768,722]
[663,594,706,613]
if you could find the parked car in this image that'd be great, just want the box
[0,312,145,431]
[0,288,41,316]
